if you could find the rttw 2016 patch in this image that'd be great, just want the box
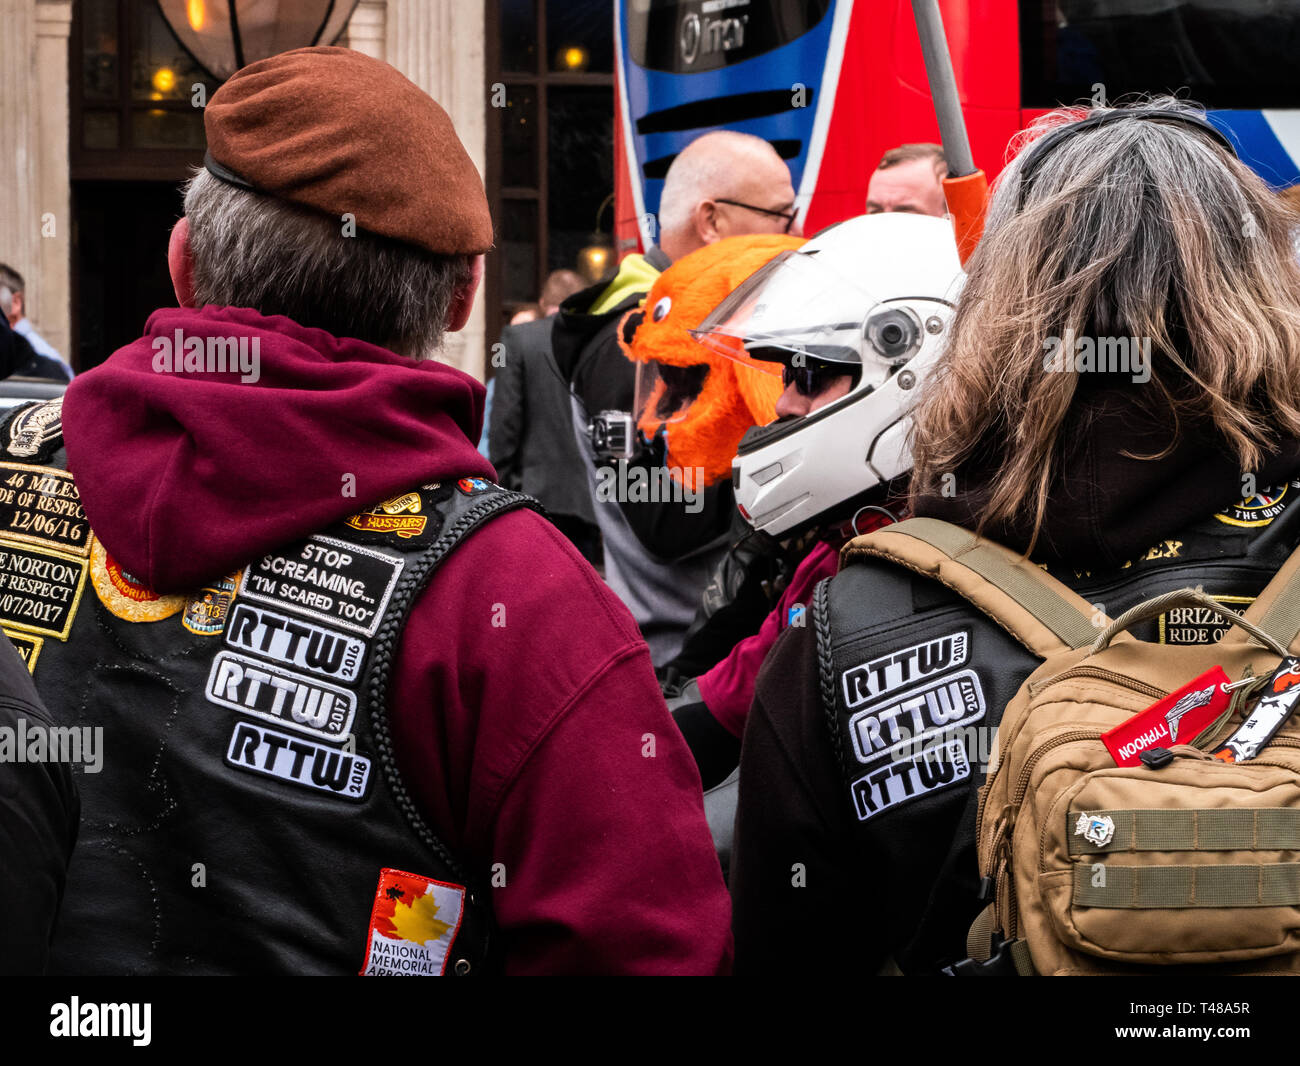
[360,868,466,976]
[225,602,366,683]
[238,536,403,638]
[225,720,370,801]
[206,650,356,742]
[841,631,970,709]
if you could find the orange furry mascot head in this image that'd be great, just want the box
[619,233,805,489]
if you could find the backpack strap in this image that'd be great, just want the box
[1236,543,1300,653]
[841,517,1105,659]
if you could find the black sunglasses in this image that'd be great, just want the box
[714,198,798,234]
[783,362,846,398]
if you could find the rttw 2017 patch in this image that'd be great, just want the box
[360,868,466,976]
[206,650,356,742]
[847,668,987,766]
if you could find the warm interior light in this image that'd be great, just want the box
[152,67,176,93]
[186,0,206,32]
[561,46,589,71]
[578,242,612,283]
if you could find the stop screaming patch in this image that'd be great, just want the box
[238,536,403,638]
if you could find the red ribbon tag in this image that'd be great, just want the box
[1102,666,1231,767]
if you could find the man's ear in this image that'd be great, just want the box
[445,254,483,333]
[168,217,197,308]
[694,199,721,245]
[8,291,23,324]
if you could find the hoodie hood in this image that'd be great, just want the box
[62,305,494,592]
[913,386,1300,569]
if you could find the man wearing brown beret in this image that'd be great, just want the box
[12,47,730,975]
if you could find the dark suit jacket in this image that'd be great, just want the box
[489,317,597,525]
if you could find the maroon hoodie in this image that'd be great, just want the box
[61,305,732,975]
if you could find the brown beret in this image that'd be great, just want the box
[204,46,493,256]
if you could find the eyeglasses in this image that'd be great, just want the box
[714,198,798,234]
[783,362,847,398]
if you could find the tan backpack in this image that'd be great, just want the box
[848,517,1300,975]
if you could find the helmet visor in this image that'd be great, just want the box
[692,249,876,369]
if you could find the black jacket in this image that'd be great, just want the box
[489,317,596,527]
[732,388,1300,973]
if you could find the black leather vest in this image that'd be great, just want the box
[816,479,1300,972]
[0,399,541,975]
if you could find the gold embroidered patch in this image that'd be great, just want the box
[89,536,184,622]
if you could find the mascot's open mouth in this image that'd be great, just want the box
[653,362,710,422]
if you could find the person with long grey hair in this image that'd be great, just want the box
[730,96,1300,974]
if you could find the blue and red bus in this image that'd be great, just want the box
[614,0,1300,252]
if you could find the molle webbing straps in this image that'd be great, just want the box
[1066,808,1300,855]
[841,517,1104,658]
[1235,543,1300,653]
[1072,863,1300,909]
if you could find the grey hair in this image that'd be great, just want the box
[658,130,781,236]
[183,169,474,358]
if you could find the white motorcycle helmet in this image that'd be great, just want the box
[694,213,965,538]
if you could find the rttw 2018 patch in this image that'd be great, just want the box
[360,868,466,976]
[225,721,370,801]
[841,631,970,709]
[849,737,972,822]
